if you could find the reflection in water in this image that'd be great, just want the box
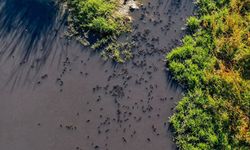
[0,0,67,88]
[0,0,66,64]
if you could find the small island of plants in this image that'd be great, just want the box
[66,0,135,63]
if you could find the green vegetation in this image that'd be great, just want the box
[67,0,129,35]
[186,16,200,32]
[66,0,132,62]
[167,0,250,149]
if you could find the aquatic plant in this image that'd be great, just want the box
[66,0,132,62]
[167,0,250,149]
[68,0,129,35]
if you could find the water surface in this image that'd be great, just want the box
[0,0,194,149]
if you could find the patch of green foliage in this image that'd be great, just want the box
[68,0,129,35]
[186,16,201,32]
[101,41,134,63]
[167,0,250,149]
[67,0,132,63]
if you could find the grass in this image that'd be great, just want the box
[66,0,133,63]
[166,0,250,149]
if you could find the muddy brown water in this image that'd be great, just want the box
[0,0,194,150]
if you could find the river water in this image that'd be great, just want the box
[0,0,194,149]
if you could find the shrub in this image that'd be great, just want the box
[167,0,250,149]
[68,0,131,36]
[186,17,200,32]
[66,0,132,62]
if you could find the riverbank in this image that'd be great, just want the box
[167,0,250,149]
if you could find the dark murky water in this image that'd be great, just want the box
[0,0,194,149]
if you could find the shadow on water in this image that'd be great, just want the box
[0,0,66,63]
[0,0,67,89]
[165,70,182,92]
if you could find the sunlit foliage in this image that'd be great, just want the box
[167,0,250,149]
[66,0,132,62]
[68,0,129,35]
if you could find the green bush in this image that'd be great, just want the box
[167,0,250,149]
[88,17,117,34]
[66,0,132,62]
[186,17,200,32]
[68,0,128,36]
